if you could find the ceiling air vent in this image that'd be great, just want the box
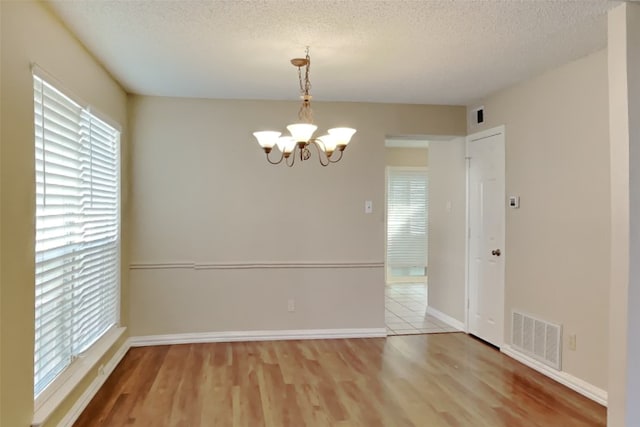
[475,107,484,124]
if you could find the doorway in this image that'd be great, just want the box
[466,126,506,347]
[384,138,457,335]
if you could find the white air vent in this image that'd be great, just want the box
[511,311,562,370]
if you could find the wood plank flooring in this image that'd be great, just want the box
[74,333,606,426]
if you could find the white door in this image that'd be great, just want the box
[467,126,505,347]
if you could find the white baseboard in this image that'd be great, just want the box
[130,328,387,347]
[56,338,132,427]
[426,306,465,331]
[501,345,607,406]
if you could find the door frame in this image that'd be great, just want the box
[464,125,506,344]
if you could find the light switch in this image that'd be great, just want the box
[445,201,452,213]
[365,200,373,214]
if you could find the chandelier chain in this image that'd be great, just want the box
[297,46,313,123]
[297,46,312,96]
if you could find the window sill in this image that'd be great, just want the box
[32,326,126,427]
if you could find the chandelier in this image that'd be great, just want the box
[253,47,356,167]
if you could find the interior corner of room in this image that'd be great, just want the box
[1,1,639,426]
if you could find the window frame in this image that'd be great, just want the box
[32,67,122,411]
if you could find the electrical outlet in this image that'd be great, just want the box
[287,298,295,312]
[568,334,577,351]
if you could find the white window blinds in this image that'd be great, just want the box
[34,75,120,397]
[386,168,428,272]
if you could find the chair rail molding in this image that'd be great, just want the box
[130,260,385,270]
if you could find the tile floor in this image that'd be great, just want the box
[385,282,459,335]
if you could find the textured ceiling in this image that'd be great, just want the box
[47,0,619,106]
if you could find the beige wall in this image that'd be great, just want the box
[128,96,465,336]
[426,139,466,322]
[385,147,428,167]
[468,50,610,389]
[608,3,640,426]
[0,1,128,426]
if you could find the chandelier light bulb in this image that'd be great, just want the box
[279,136,297,154]
[253,131,281,150]
[328,127,357,148]
[287,123,317,143]
[318,134,338,153]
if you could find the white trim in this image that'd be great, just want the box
[32,327,127,427]
[130,328,387,347]
[54,338,131,427]
[195,262,383,270]
[385,166,389,284]
[130,261,384,270]
[501,345,607,407]
[467,125,505,143]
[464,149,471,333]
[385,139,430,148]
[426,306,465,331]
[130,262,193,270]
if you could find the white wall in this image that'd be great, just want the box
[426,139,467,322]
[468,50,610,390]
[128,96,465,336]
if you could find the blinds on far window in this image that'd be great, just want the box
[34,75,120,397]
[386,168,428,269]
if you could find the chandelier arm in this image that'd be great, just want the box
[312,137,326,152]
[309,140,330,167]
[265,150,285,165]
[328,150,344,163]
[286,153,296,167]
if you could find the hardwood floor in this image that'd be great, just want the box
[74,333,606,426]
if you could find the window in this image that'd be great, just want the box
[386,167,428,282]
[33,74,120,397]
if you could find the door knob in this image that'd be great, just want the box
[491,249,501,256]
